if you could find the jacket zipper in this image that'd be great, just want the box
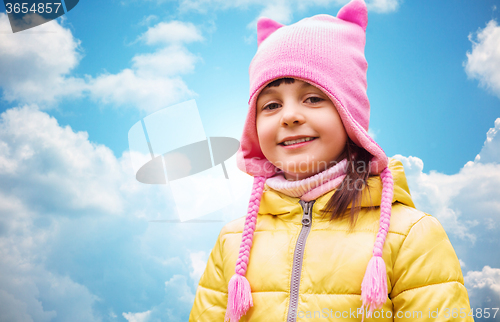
[286,199,316,322]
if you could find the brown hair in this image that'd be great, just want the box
[262,77,374,228]
[324,137,374,230]
[265,77,296,88]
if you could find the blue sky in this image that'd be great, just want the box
[1,0,500,321]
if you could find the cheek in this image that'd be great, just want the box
[319,111,347,145]
[256,118,274,151]
[329,125,348,146]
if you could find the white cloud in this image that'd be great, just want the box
[0,105,147,320]
[0,13,86,105]
[465,20,500,98]
[251,1,294,26]
[391,154,500,244]
[0,289,38,322]
[189,250,208,286]
[392,118,500,244]
[124,275,197,322]
[0,192,101,322]
[165,275,195,304]
[0,14,204,113]
[366,0,400,13]
[464,266,500,310]
[0,104,230,320]
[88,69,196,114]
[393,154,479,243]
[139,15,159,27]
[0,105,111,318]
[0,105,124,214]
[87,21,204,113]
[123,310,152,322]
[466,266,500,293]
[474,118,500,164]
[132,45,200,77]
[140,21,204,45]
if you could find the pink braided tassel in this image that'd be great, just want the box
[226,274,253,322]
[360,166,393,321]
[225,176,266,322]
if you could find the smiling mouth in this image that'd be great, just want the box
[279,137,318,146]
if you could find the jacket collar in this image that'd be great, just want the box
[259,158,415,218]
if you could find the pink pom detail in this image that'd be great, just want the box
[360,255,388,320]
[225,273,254,322]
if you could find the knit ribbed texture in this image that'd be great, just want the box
[266,158,348,201]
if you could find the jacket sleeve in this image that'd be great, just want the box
[189,229,228,322]
[390,215,474,321]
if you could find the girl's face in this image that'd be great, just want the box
[256,79,348,181]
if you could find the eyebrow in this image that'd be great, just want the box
[259,82,315,96]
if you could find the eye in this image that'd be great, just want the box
[305,96,324,104]
[262,102,280,111]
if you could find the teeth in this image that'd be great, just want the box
[282,137,315,146]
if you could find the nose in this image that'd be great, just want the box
[280,102,305,127]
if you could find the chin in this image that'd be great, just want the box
[284,168,314,179]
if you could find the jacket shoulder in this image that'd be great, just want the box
[219,215,246,236]
[388,202,434,237]
[389,204,466,304]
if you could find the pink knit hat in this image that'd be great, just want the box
[226,0,394,321]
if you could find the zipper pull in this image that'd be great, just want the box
[300,200,314,226]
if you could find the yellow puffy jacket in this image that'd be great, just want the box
[189,158,473,321]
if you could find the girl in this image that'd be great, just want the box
[189,0,473,321]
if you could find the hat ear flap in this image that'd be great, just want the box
[337,0,368,32]
[257,17,284,46]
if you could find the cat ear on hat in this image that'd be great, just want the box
[256,17,284,46]
[337,0,368,32]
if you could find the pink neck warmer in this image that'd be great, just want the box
[265,159,348,202]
